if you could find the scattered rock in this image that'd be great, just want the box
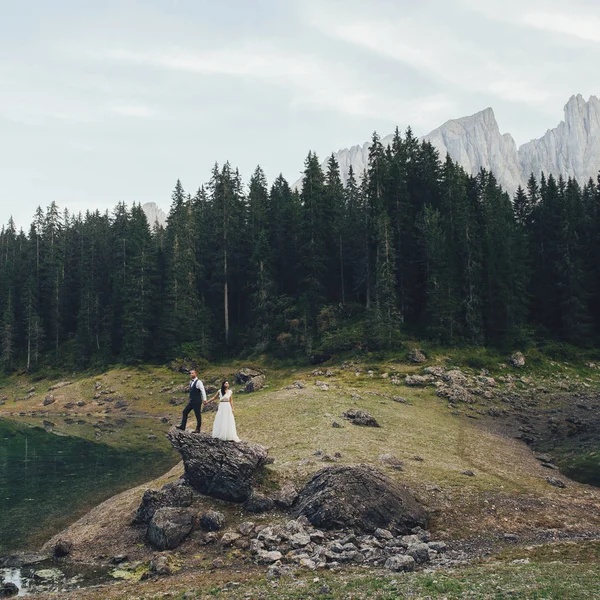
[293,464,427,534]
[257,550,283,564]
[220,532,242,547]
[546,477,567,489]
[150,553,173,576]
[167,429,268,503]
[199,510,226,532]
[461,470,475,477]
[52,539,72,558]
[385,554,415,572]
[245,375,265,393]
[146,507,194,550]
[0,582,19,597]
[48,381,72,391]
[43,395,55,406]
[332,421,342,428]
[245,491,275,513]
[391,396,408,404]
[379,453,404,471]
[406,542,431,564]
[423,366,446,378]
[236,368,263,384]
[428,541,448,552]
[405,375,433,386]
[342,408,380,428]
[442,370,468,386]
[286,381,305,390]
[238,522,255,536]
[408,348,427,363]
[509,352,526,368]
[273,484,298,509]
[133,480,193,524]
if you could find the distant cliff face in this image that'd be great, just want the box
[299,95,600,196]
[142,202,167,228]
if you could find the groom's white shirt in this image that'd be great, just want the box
[190,377,207,402]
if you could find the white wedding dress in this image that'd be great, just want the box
[212,390,240,442]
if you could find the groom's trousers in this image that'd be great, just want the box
[180,401,202,431]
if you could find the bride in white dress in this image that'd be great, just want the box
[209,381,240,442]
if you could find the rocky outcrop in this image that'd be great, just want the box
[167,429,269,502]
[293,465,427,534]
[199,510,225,532]
[133,480,193,524]
[141,202,167,228]
[146,507,194,550]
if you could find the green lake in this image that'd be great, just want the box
[0,417,178,555]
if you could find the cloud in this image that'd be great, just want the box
[302,0,568,108]
[108,104,157,118]
[521,12,600,42]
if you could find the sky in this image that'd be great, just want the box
[1,0,600,228]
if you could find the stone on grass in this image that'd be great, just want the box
[133,480,193,524]
[199,510,225,532]
[244,491,275,513]
[342,408,380,427]
[146,507,194,551]
[385,555,415,572]
[293,464,427,534]
[509,352,526,368]
[546,476,566,488]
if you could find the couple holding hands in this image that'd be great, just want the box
[177,369,239,442]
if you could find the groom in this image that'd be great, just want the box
[177,369,207,432]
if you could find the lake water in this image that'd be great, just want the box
[0,418,178,555]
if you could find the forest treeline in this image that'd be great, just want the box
[1,128,600,371]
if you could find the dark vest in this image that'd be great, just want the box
[189,379,202,403]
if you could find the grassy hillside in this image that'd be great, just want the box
[3,349,600,598]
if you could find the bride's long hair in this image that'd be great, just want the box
[220,380,228,396]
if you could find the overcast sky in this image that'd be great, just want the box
[2,0,599,228]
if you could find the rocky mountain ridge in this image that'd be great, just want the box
[301,94,600,197]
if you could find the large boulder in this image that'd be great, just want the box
[147,507,194,550]
[236,368,263,383]
[293,465,427,534]
[133,480,193,524]
[168,429,268,503]
[245,375,265,393]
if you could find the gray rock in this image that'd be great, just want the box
[48,381,72,391]
[408,348,427,363]
[245,491,275,513]
[199,510,225,532]
[342,408,380,428]
[167,429,268,503]
[406,542,431,563]
[546,476,567,488]
[273,484,298,509]
[238,521,255,536]
[236,368,263,383]
[52,539,72,558]
[245,375,265,393]
[423,366,446,378]
[442,370,468,385]
[379,453,404,471]
[404,375,434,386]
[384,554,415,572]
[293,464,427,534]
[374,528,394,539]
[256,550,282,564]
[509,352,526,368]
[43,395,55,406]
[220,532,241,547]
[147,507,194,550]
[133,480,193,524]
[428,541,448,552]
[0,582,19,597]
[290,532,311,547]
